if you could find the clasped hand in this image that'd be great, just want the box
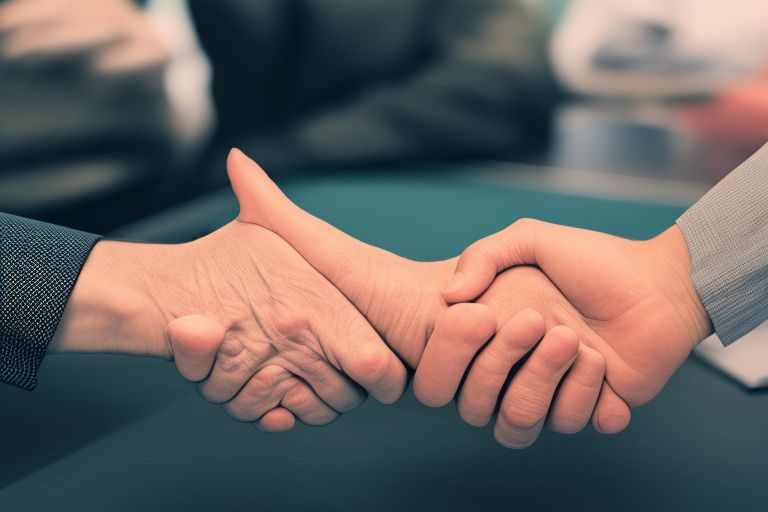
[67,149,710,448]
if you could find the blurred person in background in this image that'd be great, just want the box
[0,0,177,231]
[188,0,555,178]
[550,0,768,178]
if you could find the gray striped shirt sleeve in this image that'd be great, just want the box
[676,143,768,346]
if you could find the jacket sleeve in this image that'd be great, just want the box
[676,143,768,345]
[0,213,101,389]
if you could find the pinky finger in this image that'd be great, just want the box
[591,382,632,434]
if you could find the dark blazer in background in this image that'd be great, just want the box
[189,0,555,173]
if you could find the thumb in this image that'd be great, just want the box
[166,315,226,382]
[226,147,408,336]
[227,147,292,225]
[227,148,409,398]
[443,218,545,304]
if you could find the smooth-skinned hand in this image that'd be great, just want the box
[442,218,713,412]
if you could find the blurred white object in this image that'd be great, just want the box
[551,0,768,97]
[695,321,768,388]
[146,0,214,164]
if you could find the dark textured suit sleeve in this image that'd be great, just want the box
[676,143,768,345]
[1,213,101,390]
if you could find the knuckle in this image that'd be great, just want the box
[515,308,546,334]
[512,217,538,232]
[567,349,606,391]
[238,365,291,402]
[499,401,545,431]
[534,338,578,376]
[580,346,606,374]
[270,306,313,341]
[215,336,274,377]
[353,346,392,385]
[457,401,492,428]
[548,414,589,435]
[282,385,315,411]
[536,351,569,376]
[256,365,292,391]
[215,340,247,375]
[223,401,256,422]
[198,384,226,404]
[414,381,450,408]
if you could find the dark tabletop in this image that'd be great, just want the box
[1,170,766,512]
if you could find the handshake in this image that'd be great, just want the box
[52,149,713,449]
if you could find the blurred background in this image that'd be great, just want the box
[2,0,766,233]
[3,3,768,509]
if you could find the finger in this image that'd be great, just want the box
[279,381,339,426]
[331,330,407,406]
[227,148,423,367]
[196,332,275,403]
[199,331,365,412]
[494,325,579,449]
[166,315,225,382]
[546,345,605,434]
[456,309,546,427]
[592,382,632,434]
[442,218,556,304]
[413,303,497,408]
[255,407,296,433]
[316,298,408,406]
[221,365,298,422]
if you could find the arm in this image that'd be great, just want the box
[2,209,408,432]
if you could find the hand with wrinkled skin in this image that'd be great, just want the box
[51,200,407,433]
[225,148,633,447]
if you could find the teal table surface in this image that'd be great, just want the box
[2,172,766,512]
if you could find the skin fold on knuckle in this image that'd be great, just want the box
[414,378,452,408]
[223,367,293,421]
[547,409,591,435]
[494,414,543,449]
[500,390,550,432]
[457,399,493,427]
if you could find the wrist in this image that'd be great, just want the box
[647,225,714,347]
[49,240,173,358]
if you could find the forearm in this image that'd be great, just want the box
[48,240,171,359]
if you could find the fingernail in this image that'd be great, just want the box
[443,272,466,295]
